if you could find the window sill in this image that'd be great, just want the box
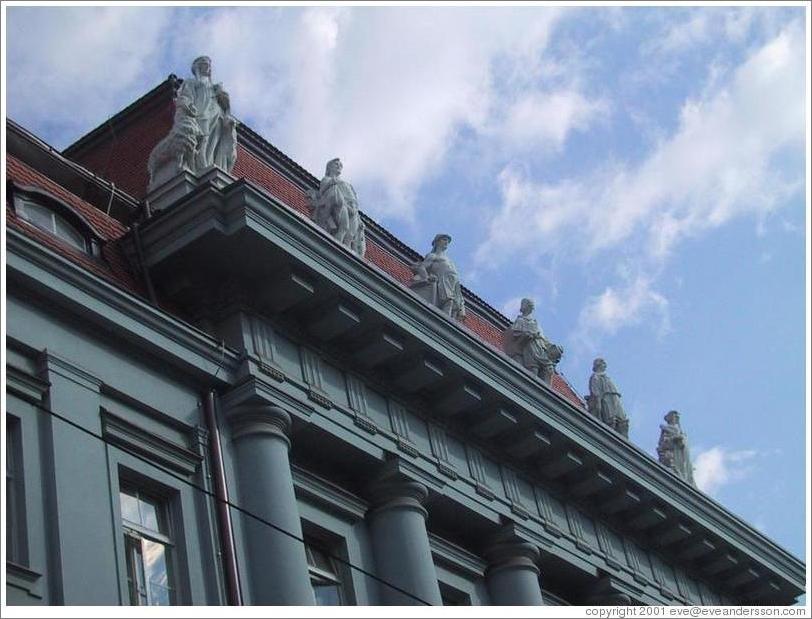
[6,561,44,600]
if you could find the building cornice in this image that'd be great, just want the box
[126,178,804,594]
[5,187,804,600]
[6,228,240,386]
[7,119,141,222]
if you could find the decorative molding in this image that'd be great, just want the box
[220,374,315,424]
[192,425,210,458]
[100,410,202,476]
[595,522,622,570]
[300,348,332,408]
[6,562,43,599]
[673,567,692,602]
[623,539,649,585]
[383,454,448,494]
[565,505,592,554]
[649,555,675,598]
[346,374,377,435]
[501,467,529,519]
[292,465,368,521]
[698,581,721,606]
[466,446,495,500]
[534,486,563,537]
[40,350,102,393]
[388,401,418,457]
[5,364,50,404]
[428,424,457,479]
[7,229,241,384]
[429,534,487,578]
[249,315,285,382]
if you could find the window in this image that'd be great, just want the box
[439,582,471,606]
[13,191,98,255]
[119,485,175,606]
[305,540,344,605]
[6,418,24,564]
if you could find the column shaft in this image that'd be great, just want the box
[485,542,544,605]
[367,480,442,605]
[230,405,315,605]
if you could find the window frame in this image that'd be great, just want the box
[10,184,102,257]
[5,415,28,567]
[119,484,176,606]
[439,581,472,606]
[114,470,183,607]
[305,540,345,605]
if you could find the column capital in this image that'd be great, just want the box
[484,540,540,576]
[228,403,291,446]
[367,475,429,519]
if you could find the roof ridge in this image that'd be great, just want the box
[62,77,177,157]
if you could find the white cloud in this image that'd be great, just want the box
[166,7,585,221]
[694,446,758,496]
[655,11,711,54]
[9,6,610,224]
[474,20,804,347]
[476,20,804,268]
[575,274,670,344]
[643,7,759,57]
[6,7,174,145]
[500,296,525,319]
[500,90,607,152]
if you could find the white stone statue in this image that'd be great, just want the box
[587,358,629,437]
[309,158,366,257]
[657,410,696,486]
[148,56,237,191]
[410,234,466,321]
[503,298,562,385]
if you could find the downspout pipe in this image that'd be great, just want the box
[203,390,243,605]
[131,219,158,306]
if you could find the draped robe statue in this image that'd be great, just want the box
[587,358,629,437]
[310,158,366,257]
[148,56,237,191]
[657,411,696,486]
[410,234,466,321]
[503,298,562,385]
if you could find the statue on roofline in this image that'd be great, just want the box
[148,56,237,192]
[586,357,629,437]
[657,410,696,486]
[410,233,466,321]
[503,297,562,385]
[308,158,366,257]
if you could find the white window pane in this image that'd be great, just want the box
[149,583,172,606]
[54,216,87,251]
[120,491,140,525]
[309,546,336,575]
[139,497,160,532]
[18,199,54,231]
[125,535,148,606]
[143,539,173,605]
[313,583,341,606]
[143,539,169,585]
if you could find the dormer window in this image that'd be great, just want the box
[11,187,100,256]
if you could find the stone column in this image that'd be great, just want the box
[229,403,315,605]
[485,541,544,605]
[366,477,442,605]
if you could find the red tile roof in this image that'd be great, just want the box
[29,90,588,408]
[6,155,145,297]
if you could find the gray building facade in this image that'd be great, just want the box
[4,78,806,607]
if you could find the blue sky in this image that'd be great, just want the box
[4,5,809,562]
